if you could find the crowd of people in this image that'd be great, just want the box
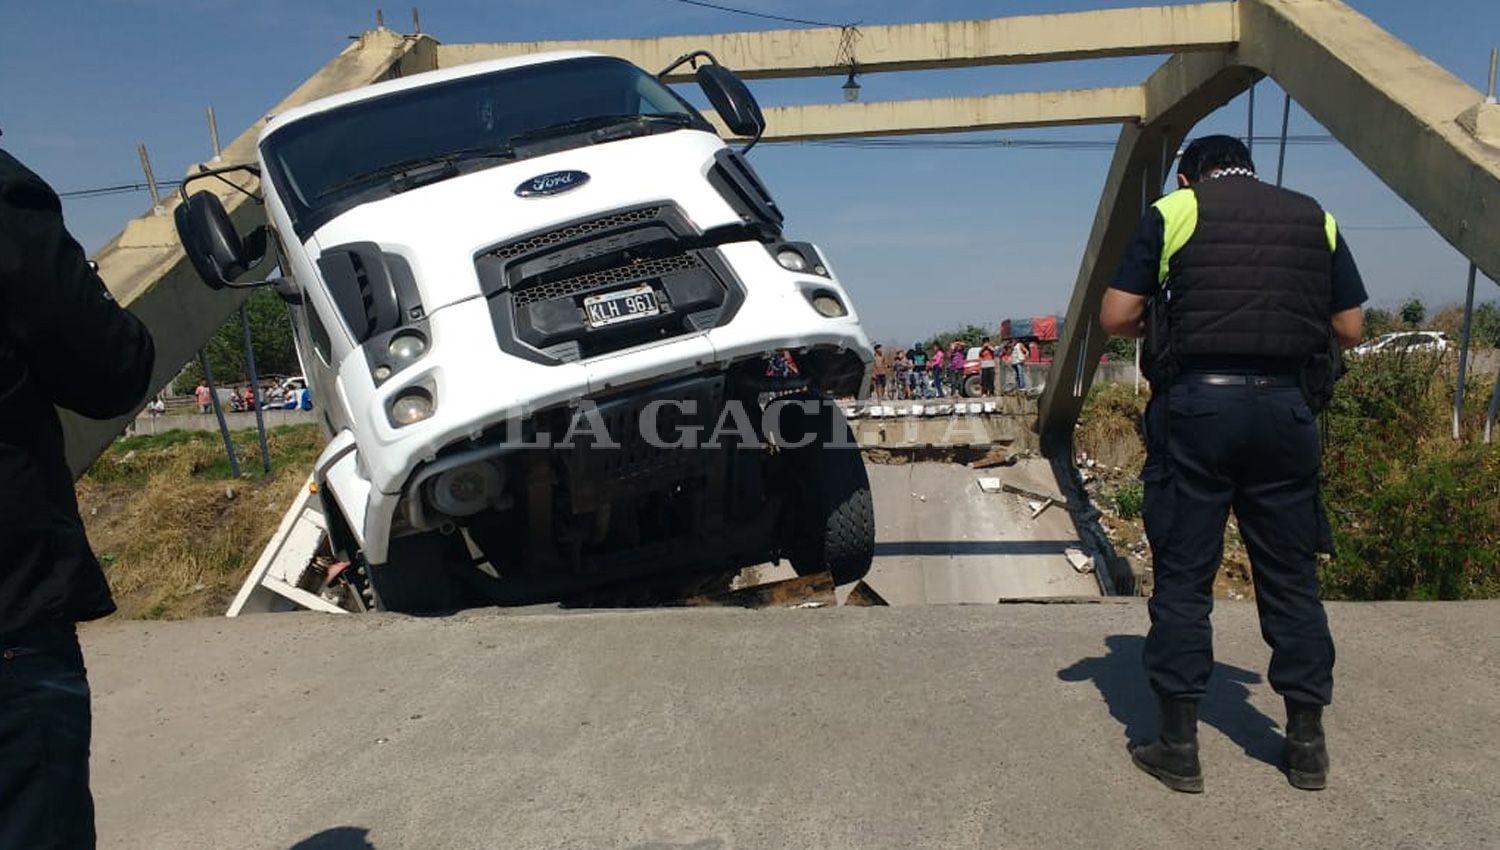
[192,380,309,413]
[870,338,1034,400]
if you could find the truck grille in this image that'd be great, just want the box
[476,203,743,365]
[512,253,706,307]
[488,206,668,261]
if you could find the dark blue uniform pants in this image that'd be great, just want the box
[1141,379,1335,707]
[0,622,95,850]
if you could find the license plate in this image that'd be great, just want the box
[583,284,660,328]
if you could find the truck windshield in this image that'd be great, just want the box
[262,56,712,239]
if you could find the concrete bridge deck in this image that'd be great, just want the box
[85,600,1498,849]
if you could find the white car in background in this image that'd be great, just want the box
[1352,331,1451,357]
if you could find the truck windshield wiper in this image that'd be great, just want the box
[317,145,517,198]
[508,113,693,145]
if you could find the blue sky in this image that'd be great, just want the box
[4,0,1497,343]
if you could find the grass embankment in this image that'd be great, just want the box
[1077,352,1500,601]
[77,424,325,619]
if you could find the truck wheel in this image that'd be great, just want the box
[779,398,875,585]
[962,374,982,398]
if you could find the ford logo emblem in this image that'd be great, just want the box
[516,170,589,197]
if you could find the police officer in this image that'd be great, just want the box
[1,146,156,846]
[1100,135,1366,793]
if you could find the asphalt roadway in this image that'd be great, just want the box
[85,600,1499,849]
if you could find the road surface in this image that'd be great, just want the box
[865,459,1099,603]
[84,600,1499,849]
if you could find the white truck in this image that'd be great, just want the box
[174,51,876,612]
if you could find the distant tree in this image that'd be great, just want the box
[1470,301,1500,348]
[1363,306,1398,339]
[1399,297,1426,328]
[923,324,992,350]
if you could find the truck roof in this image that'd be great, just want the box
[259,50,607,142]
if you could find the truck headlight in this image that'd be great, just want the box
[768,241,830,277]
[775,248,808,272]
[809,290,847,318]
[390,387,435,426]
[388,331,427,364]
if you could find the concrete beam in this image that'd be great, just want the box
[63,30,440,476]
[1037,52,1255,447]
[435,3,1238,81]
[729,87,1143,142]
[1237,0,1500,285]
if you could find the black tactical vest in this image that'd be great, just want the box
[1166,176,1334,364]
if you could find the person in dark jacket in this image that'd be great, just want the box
[1,147,156,848]
[1100,135,1366,794]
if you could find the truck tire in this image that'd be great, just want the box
[962,374,982,398]
[780,398,875,585]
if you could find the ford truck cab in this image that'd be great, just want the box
[175,51,875,612]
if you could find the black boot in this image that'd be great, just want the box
[1284,700,1329,790]
[1130,696,1203,793]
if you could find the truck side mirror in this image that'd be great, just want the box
[696,64,765,141]
[174,191,265,289]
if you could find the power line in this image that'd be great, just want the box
[659,0,849,28]
[795,134,1341,151]
[58,179,183,200]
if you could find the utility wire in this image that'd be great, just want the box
[58,179,184,200]
[659,0,849,28]
[797,134,1340,151]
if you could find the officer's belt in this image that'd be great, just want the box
[1176,373,1300,388]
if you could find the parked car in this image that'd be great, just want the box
[1352,331,1451,357]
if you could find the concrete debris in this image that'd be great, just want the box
[976,477,1003,493]
[1000,482,1068,507]
[1030,498,1055,519]
[843,580,890,607]
[687,571,836,609]
[969,453,1017,470]
[1064,548,1095,573]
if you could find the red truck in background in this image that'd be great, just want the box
[958,315,1064,396]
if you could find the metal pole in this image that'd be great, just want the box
[1487,47,1498,103]
[207,106,223,162]
[137,142,164,215]
[198,350,241,478]
[1453,263,1477,440]
[1246,83,1256,161]
[239,305,271,473]
[1485,367,1500,444]
[1275,91,1292,186]
[412,6,420,33]
[1134,339,1142,395]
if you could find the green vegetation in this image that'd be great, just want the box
[1078,348,1500,601]
[1399,296,1427,328]
[1113,480,1144,520]
[77,424,326,619]
[1320,350,1500,600]
[173,288,300,390]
